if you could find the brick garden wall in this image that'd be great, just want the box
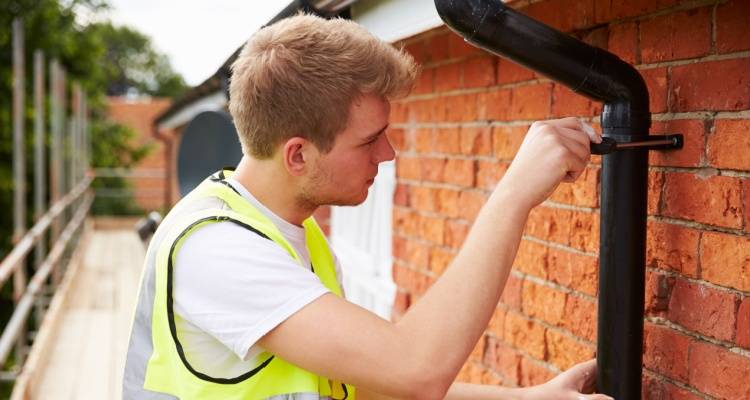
[387,0,749,398]
[107,97,172,212]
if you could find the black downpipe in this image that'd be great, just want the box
[434,0,650,398]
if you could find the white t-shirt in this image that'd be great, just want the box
[173,178,343,378]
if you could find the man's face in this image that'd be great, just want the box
[299,94,395,207]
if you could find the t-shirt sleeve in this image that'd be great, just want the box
[173,221,330,360]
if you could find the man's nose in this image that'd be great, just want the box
[377,133,396,163]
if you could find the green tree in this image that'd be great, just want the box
[88,22,188,98]
[0,1,186,388]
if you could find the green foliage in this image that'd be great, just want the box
[90,119,153,215]
[0,0,186,381]
[87,22,188,98]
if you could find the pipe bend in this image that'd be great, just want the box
[435,0,650,129]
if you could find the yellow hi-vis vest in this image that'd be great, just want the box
[123,170,355,399]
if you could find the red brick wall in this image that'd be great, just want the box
[388,0,749,398]
[107,97,172,211]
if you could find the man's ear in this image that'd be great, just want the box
[282,137,312,176]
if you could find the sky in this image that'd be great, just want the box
[103,1,289,86]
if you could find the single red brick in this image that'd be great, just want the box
[413,67,434,95]
[393,207,417,236]
[492,125,527,160]
[717,0,750,53]
[483,337,522,385]
[671,59,750,112]
[640,7,711,63]
[434,127,461,155]
[427,32,450,62]
[501,274,523,311]
[414,128,433,153]
[662,172,743,229]
[419,215,445,245]
[525,206,572,247]
[689,341,750,399]
[509,83,553,120]
[513,239,549,279]
[708,119,750,170]
[420,157,446,183]
[444,218,469,248]
[701,231,750,292]
[545,330,595,370]
[404,98,433,123]
[522,280,567,326]
[404,239,430,269]
[459,126,492,156]
[463,56,497,88]
[547,248,598,296]
[396,156,422,179]
[497,58,536,84]
[524,0,595,33]
[648,170,664,216]
[608,22,638,64]
[549,165,599,208]
[505,312,547,360]
[646,220,699,277]
[410,186,437,212]
[641,67,668,113]
[560,294,598,342]
[476,160,508,190]
[551,84,597,118]
[737,298,750,349]
[643,323,691,381]
[440,94,474,122]
[649,120,704,168]
[480,89,512,121]
[443,158,475,187]
[435,63,461,93]
[668,279,738,341]
[520,356,555,387]
[568,210,599,253]
[436,188,460,219]
[745,179,750,233]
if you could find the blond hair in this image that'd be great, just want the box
[228,14,417,158]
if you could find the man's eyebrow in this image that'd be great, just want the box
[362,124,389,143]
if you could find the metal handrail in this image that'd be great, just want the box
[0,177,91,287]
[0,192,93,365]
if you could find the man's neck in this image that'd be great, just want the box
[232,156,314,227]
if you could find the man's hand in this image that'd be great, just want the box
[521,359,613,400]
[500,117,601,211]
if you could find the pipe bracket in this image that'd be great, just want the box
[591,134,683,155]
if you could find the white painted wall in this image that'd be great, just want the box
[331,161,397,320]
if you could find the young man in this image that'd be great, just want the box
[124,14,612,400]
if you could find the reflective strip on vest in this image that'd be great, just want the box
[122,170,354,399]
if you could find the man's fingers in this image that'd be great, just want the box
[556,127,591,162]
[538,117,602,144]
